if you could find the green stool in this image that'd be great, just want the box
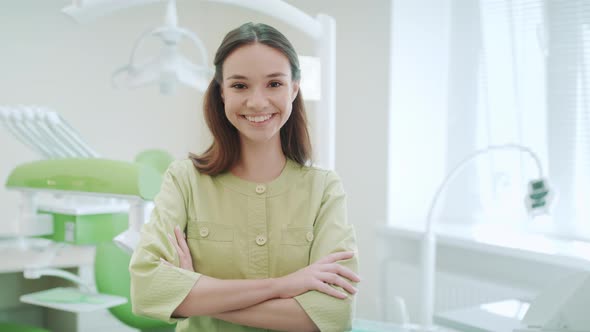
[0,322,50,332]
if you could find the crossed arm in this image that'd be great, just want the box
[165,226,359,331]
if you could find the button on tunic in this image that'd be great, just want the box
[129,159,358,332]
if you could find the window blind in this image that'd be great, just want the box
[474,0,590,239]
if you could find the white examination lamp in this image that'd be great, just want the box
[111,0,213,94]
[419,144,553,331]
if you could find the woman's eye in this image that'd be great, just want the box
[231,83,247,89]
[269,81,283,88]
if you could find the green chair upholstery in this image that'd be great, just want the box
[93,150,176,332]
[0,322,51,332]
[95,242,175,332]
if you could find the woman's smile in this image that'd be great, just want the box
[241,113,278,126]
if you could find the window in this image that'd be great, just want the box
[388,0,590,241]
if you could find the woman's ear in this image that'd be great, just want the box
[291,81,300,102]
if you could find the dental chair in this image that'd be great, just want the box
[2,106,179,331]
[5,150,176,332]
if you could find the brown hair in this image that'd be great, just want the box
[189,22,312,175]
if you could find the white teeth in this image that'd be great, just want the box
[244,114,273,123]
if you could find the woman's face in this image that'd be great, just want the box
[221,43,299,145]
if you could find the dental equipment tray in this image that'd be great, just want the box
[20,287,127,313]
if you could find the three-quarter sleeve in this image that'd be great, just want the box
[129,161,202,323]
[294,171,359,332]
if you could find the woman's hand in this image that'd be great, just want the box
[161,225,195,272]
[273,251,360,300]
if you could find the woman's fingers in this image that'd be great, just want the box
[318,272,358,295]
[174,225,190,255]
[167,232,183,257]
[315,251,355,264]
[159,258,173,266]
[315,280,348,299]
[166,227,196,272]
[320,264,361,283]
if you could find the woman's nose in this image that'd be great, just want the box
[245,88,270,110]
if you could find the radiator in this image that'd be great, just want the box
[380,261,535,323]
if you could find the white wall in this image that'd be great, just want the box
[0,0,390,321]
[388,0,451,227]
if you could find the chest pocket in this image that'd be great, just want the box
[187,221,234,279]
[279,226,314,276]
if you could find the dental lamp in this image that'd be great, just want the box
[65,0,213,94]
[418,144,553,331]
[62,0,337,169]
[111,0,213,94]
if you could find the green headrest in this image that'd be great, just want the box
[134,149,175,175]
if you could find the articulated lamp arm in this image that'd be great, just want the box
[419,144,551,331]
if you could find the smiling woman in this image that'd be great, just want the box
[129,22,360,332]
[189,22,311,177]
[221,43,299,146]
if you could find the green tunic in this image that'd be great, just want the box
[129,158,358,332]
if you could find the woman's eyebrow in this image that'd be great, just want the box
[226,74,248,80]
[266,72,288,78]
[225,72,288,80]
